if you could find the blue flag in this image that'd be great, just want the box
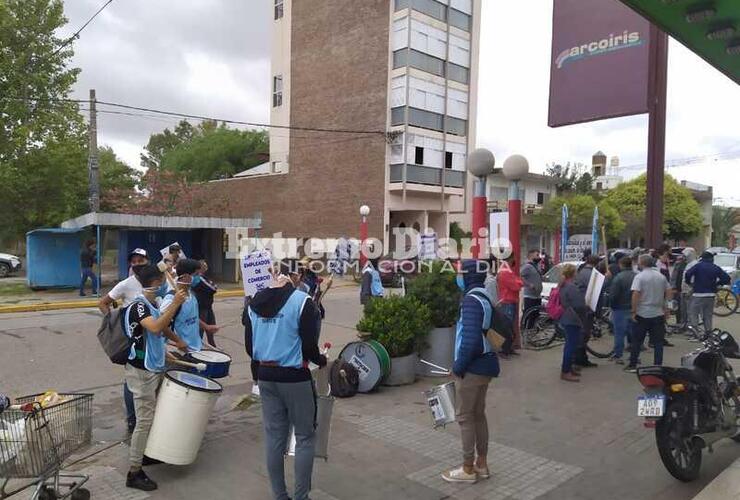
[591,206,599,255]
[561,204,568,262]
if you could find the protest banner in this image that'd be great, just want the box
[241,250,273,297]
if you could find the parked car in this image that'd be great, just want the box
[670,247,685,264]
[714,253,740,280]
[541,261,582,300]
[732,247,740,254]
[706,246,730,255]
[0,253,22,278]
[607,248,632,263]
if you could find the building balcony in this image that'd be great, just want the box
[390,164,465,189]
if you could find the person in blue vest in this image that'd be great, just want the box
[123,264,188,492]
[360,257,385,305]
[443,259,500,485]
[244,261,327,500]
[160,259,205,353]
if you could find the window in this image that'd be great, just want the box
[408,107,444,132]
[271,161,279,173]
[415,147,424,165]
[393,49,446,78]
[445,151,453,169]
[391,107,405,126]
[395,0,446,21]
[445,116,467,136]
[274,0,284,20]
[537,192,549,205]
[596,182,603,190]
[272,75,283,107]
[449,8,471,31]
[447,62,469,83]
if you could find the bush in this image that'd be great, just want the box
[356,295,433,358]
[406,260,461,327]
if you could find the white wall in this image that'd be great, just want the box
[269,0,291,174]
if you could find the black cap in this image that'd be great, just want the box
[700,251,714,261]
[169,244,181,252]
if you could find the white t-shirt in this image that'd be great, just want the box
[107,275,143,307]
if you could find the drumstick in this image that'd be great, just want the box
[169,358,207,372]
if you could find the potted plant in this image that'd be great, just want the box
[406,260,461,376]
[356,295,432,386]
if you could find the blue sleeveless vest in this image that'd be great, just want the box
[249,289,311,369]
[126,295,166,372]
[172,293,202,352]
[454,287,494,362]
[364,266,385,297]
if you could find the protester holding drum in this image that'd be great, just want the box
[192,259,220,347]
[122,264,189,492]
[443,259,500,485]
[161,259,204,353]
[244,260,327,500]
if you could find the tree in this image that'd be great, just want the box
[532,194,625,240]
[0,0,89,242]
[711,206,740,247]
[141,120,268,181]
[99,147,140,212]
[545,162,577,194]
[574,172,594,195]
[605,174,703,243]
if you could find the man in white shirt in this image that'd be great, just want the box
[98,249,149,313]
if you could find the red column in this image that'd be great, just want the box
[471,195,488,259]
[359,216,369,269]
[508,199,521,273]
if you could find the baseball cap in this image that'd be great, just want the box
[128,248,148,262]
[169,243,181,252]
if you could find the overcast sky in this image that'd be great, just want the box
[60,0,740,205]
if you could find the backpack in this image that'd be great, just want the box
[97,305,133,365]
[546,287,565,320]
[469,290,514,348]
[329,360,359,398]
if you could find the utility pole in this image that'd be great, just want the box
[645,27,669,249]
[88,89,100,212]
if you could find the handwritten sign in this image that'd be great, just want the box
[585,269,606,312]
[418,232,438,260]
[563,234,592,262]
[241,250,273,297]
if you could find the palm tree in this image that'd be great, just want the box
[712,206,740,247]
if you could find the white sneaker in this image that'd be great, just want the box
[442,466,477,483]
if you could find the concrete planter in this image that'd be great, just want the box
[417,326,455,377]
[383,353,417,386]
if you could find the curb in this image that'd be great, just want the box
[692,456,740,499]
[0,282,357,314]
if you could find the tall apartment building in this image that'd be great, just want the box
[204,0,481,253]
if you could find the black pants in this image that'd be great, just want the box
[199,308,217,347]
[522,297,542,329]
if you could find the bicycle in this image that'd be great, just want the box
[521,305,613,358]
[714,284,739,317]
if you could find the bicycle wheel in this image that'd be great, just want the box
[714,289,738,317]
[585,315,615,358]
[523,311,557,348]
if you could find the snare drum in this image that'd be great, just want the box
[189,350,232,379]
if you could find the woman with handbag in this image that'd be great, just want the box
[558,264,588,382]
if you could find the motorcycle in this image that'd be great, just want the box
[635,329,740,482]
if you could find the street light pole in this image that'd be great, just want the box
[359,205,370,269]
[467,149,496,259]
[503,155,530,274]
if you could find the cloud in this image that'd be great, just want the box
[62,0,740,204]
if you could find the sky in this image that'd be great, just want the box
[59,0,740,205]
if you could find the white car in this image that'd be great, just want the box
[0,253,22,278]
[541,261,583,301]
[713,253,739,280]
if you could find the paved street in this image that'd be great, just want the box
[1,284,738,499]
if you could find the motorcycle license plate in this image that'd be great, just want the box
[637,395,666,417]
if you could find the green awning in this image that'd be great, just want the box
[619,0,740,84]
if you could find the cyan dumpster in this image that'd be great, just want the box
[26,228,84,289]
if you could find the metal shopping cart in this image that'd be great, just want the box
[0,393,93,500]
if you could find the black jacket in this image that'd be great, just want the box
[243,283,326,383]
[609,269,637,310]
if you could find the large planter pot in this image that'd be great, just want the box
[417,326,455,377]
[383,353,417,386]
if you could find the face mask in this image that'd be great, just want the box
[456,275,465,291]
[156,281,169,298]
[191,275,202,287]
[532,257,541,264]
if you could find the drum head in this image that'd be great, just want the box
[191,350,232,363]
[166,370,223,393]
[339,342,382,393]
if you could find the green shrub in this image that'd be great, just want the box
[356,295,433,358]
[406,260,461,327]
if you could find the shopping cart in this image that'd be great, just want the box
[0,393,93,500]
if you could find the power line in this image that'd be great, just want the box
[51,0,115,57]
[1,96,388,137]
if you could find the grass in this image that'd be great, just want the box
[0,282,31,297]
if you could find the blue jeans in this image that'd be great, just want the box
[500,303,517,354]
[629,315,665,367]
[79,267,97,295]
[611,309,632,359]
[561,324,582,373]
[259,380,317,500]
[124,382,136,431]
